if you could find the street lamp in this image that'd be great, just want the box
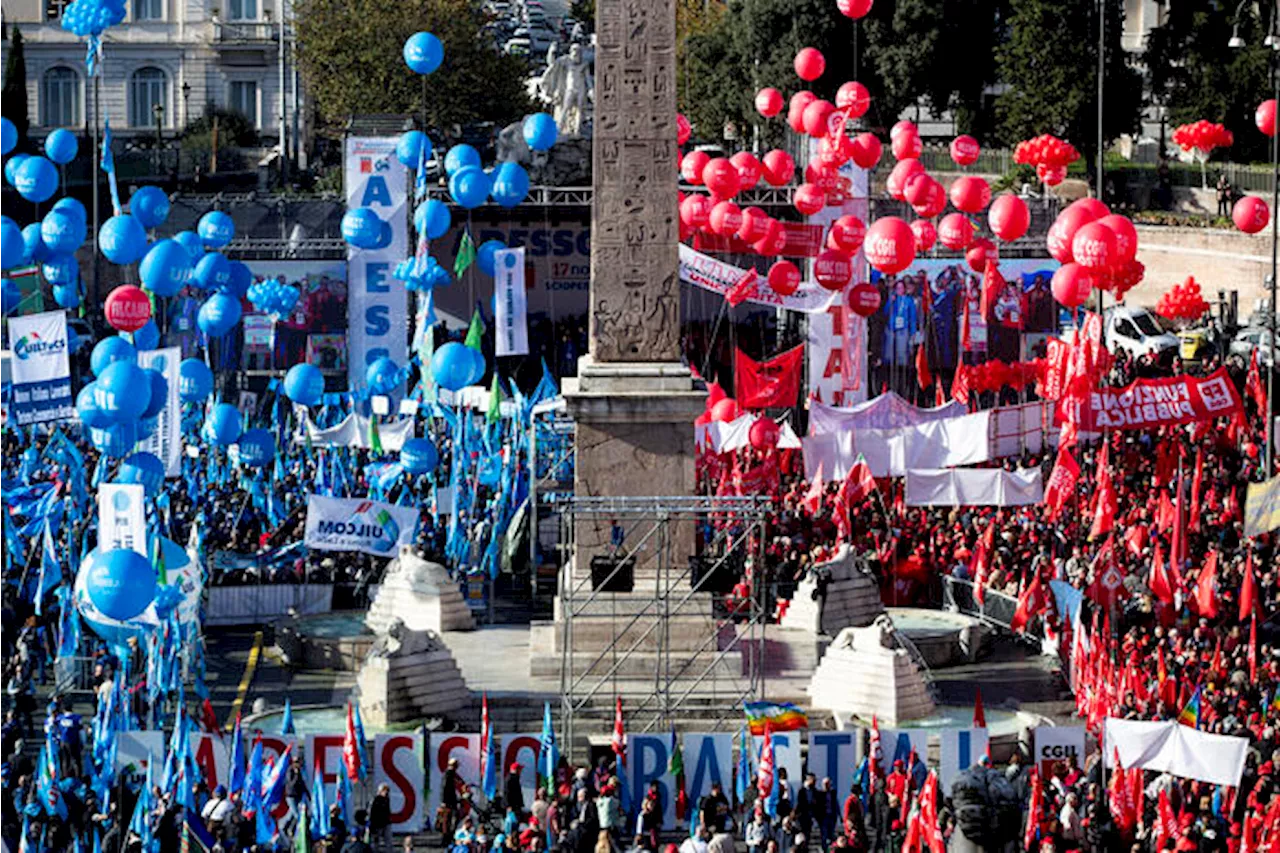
[153,102,166,176]
[182,81,192,127]
[1229,10,1280,478]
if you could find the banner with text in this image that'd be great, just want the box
[808,304,868,408]
[303,495,418,557]
[98,483,147,556]
[7,309,73,425]
[1058,367,1244,432]
[679,244,839,314]
[137,347,182,477]
[494,247,529,356]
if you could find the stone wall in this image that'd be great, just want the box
[1128,225,1272,315]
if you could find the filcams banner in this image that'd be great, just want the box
[303,495,418,557]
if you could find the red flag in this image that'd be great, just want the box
[1010,574,1045,633]
[981,260,1004,320]
[1171,457,1187,569]
[1247,348,1268,412]
[1241,553,1257,621]
[1149,545,1174,605]
[1023,769,1042,851]
[802,462,825,515]
[1250,612,1259,682]
[959,299,972,352]
[480,692,490,782]
[611,697,627,767]
[1195,551,1218,619]
[1043,446,1080,521]
[970,523,995,606]
[1156,789,1179,850]
[343,703,361,781]
[934,382,945,408]
[725,267,759,307]
[756,724,774,800]
[1155,490,1176,532]
[735,345,804,409]
[919,771,944,853]
[200,699,221,737]
[951,363,971,406]
[1089,471,1118,540]
[839,456,878,508]
[1189,447,1204,532]
[915,343,932,391]
[972,687,986,728]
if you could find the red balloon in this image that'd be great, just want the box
[794,47,826,81]
[768,260,801,296]
[709,200,743,237]
[903,173,935,207]
[890,120,917,141]
[1257,99,1277,137]
[749,418,781,450]
[891,132,922,161]
[948,175,991,214]
[793,182,827,216]
[802,99,837,137]
[836,0,873,18]
[681,150,710,184]
[710,398,741,422]
[1233,196,1271,234]
[679,194,712,229]
[814,248,853,290]
[738,207,771,243]
[910,218,937,252]
[886,158,924,201]
[1065,197,1110,220]
[788,91,816,133]
[937,213,974,251]
[756,88,784,118]
[1070,221,1117,271]
[849,133,883,169]
[104,284,152,333]
[1097,214,1137,264]
[677,114,691,146]
[828,214,866,253]
[846,282,882,317]
[753,219,787,256]
[988,193,1030,242]
[761,149,796,187]
[731,151,763,190]
[950,134,980,167]
[702,157,741,199]
[965,238,997,273]
[911,180,947,219]
[864,216,916,275]
[1051,263,1094,309]
[1046,205,1102,263]
[836,82,871,118]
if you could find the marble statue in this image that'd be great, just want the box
[538,43,593,137]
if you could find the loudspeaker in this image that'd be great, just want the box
[689,555,737,593]
[590,554,635,592]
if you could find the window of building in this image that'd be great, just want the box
[41,67,81,127]
[134,0,163,20]
[45,0,72,20]
[228,0,258,19]
[229,81,258,127]
[129,67,168,128]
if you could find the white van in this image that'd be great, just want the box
[1104,306,1179,358]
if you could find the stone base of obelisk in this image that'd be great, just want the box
[531,356,723,693]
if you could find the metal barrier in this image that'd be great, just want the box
[54,656,103,697]
[943,575,1022,632]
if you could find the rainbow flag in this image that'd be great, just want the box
[1269,686,1280,715]
[1177,685,1202,728]
[744,702,809,736]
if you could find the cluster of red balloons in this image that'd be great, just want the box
[1155,276,1210,322]
[965,359,1046,394]
[1232,195,1270,234]
[1014,134,1080,186]
[1171,120,1234,156]
[1045,198,1143,303]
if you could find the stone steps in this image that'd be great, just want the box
[530,615,736,653]
[357,634,473,728]
[531,649,745,680]
[806,623,936,728]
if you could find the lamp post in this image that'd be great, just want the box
[153,101,165,177]
[182,81,191,127]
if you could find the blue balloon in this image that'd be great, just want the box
[44,128,79,165]
[85,548,156,621]
[174,230,204,260]
[15,156,58,203]
[91,336,137,376]
[444,144,481,177]
[522,113,559,152]
[179,358,214,403]
[477,239,505,277]
[219,260,252,299]
[342,207,384,249]
[490,161,530,208]
[76,384,114,429]
[197,293,242,337]
[236,428,275,468]
[449,165,490,209]
[1,117,15,155]
[365,356,399,395]
[52,282,80,309]
[4,154,30,187]
[139,239,192,297]
[98,214,148,265]
[116,452,165,498]
[139,368,168,419]
[416,199,452,240]
[0,216,22,270]
[94,361,152,422]
[198,210,235,248]
[131,318,159,350]
[400,437,439,475]
[430,341,475,391]
[283,362,325,405]
[205,402,243,446]
[41,253,78,286]
[129,186,170,230]
[396,131,430,167]
[464,344,486,385]
[1,278,20,315]
[403,31,444,74]
[192,252,232,291]
[52,197,87,225]
[41,209,86,255]
[22,223,49,266]
[136,415,159,442]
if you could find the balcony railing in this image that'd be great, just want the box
[214,19,278,42]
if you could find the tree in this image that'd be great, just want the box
[1145,1,1274,164]
[294,0,533,131]
[2,28,31,147]
[995,0,1141,176]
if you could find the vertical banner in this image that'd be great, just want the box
[427,733,481,819]
[807,730,859,802]
[494,247,529,356]
[684,734,733,812]
[375,733,425,832]
[7,309,73,425]
[500,732,543,813]
[628,734,676,828]
[753,731,803,803]
[808,304,867,407]
[136,347,182,476]
[1034,726,1086,778]
[939,728,988,794]
[98,483,147,555]
[876,729,930,776]
[345,137,408,390]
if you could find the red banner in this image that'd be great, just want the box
[1043,446,1080,520]
[735,345,804,409]
[1039,338,1070,401]
[694,222,826,258]
[1057,367,1244,432]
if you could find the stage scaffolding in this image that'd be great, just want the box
[552,494,773,751]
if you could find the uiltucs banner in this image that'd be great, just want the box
[7,309,74,425]
[303,495,419,557]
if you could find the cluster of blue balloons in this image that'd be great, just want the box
[6,154,60,203]
[116,451,165,498]
[139,239,193,297]
[197,210,235,248]
[397,131,433,169]
[430,341,485,392]
[77,337,167,458]
[403,32,444,75]
[342,207,392,250]
[442,147,533,210]
[415,198,452,240]
[284,363,325,406]
[394,255,452,292]
[400,437,440,475]
[248,278,300,319]
[60,0,126,37]
[83,547,156,622]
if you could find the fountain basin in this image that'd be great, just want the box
[275,611,374,671]
[886,607,989,668]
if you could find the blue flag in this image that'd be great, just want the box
[101,119,121,214]
[280,698,295,735]
[352,703,371,781]
[537,702,558,789]
[310,767,330,838]
[734,728,751,807]
[482,720,498,800]
[228,715,246,795]
[244,738,265,815]
[260,744,292,810]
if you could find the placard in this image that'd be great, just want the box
[98,483,147,556]
[8,309,72,425]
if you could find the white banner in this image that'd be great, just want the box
[7,310,73,425]
[802,410,991,479]
[295,412,415,451]
[115,731,165,772]
[808,305,868,408]
[808,392,969,434]
[679,244,838,314]
[303,495,419,557]
[1103,718,1248,787]
[877,729,930,776]
[698,415,802,454]
[904,468,1043,506]
[939,728,988,795]
[136,347,182,477]
[374,733,426,832]
[345,137,409,391]
[98,483,147,555]
[1034,726,1086,779]
[807,730,859,802]
[494,247,528,356]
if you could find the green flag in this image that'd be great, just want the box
[465,308,486,351]
[295,804,308,853]
[369,416,383,456]
[486,374,503,424]
[454,229,476,278]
